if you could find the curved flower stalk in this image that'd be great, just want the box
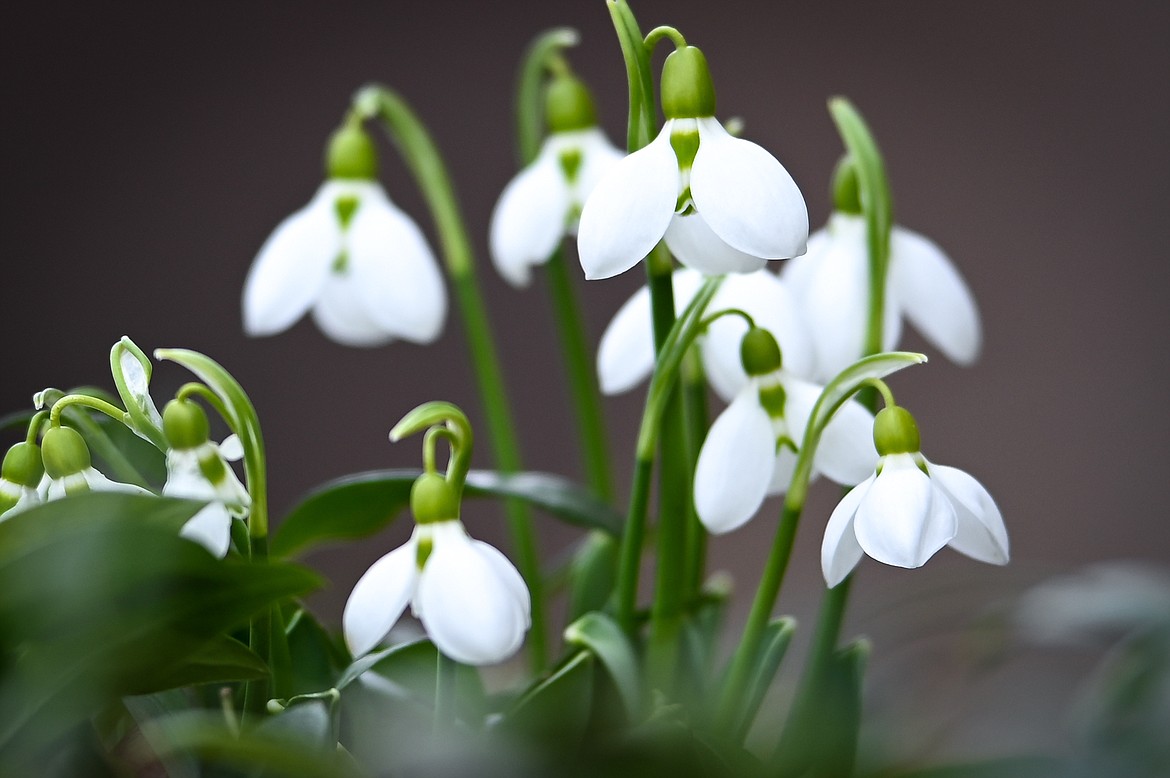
[161,399,251,558]
[784,211,981,382]
[577,42,807,280]
[40,426,151,501]
[490,70,624,287]
[694,327,874,534]
[243,119,446,347]
[596,268,813,397]
[821,405,1008,586]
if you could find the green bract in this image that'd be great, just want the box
[545,72,597,133]
[163,399,211,451]
[41,426,92,478]
[2,442,44,488]
[410,472,459,524]
[872,405,921,455]
[326,118,378,181]
[740,326,784,376]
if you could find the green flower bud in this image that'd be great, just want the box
[873,406,921,456]
[661,46,716,119]
[740,326,783,376]
[41,427,92,478]
[832,156,863,215]
[410,472,458,525]
[545,72,597,133]
[163,399,210,451]
[325,119,379,181]
[2,442,45,488]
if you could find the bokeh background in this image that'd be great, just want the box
[3,0,1167,768]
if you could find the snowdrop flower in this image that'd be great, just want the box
[694,327,875,534]
[344,473,530,665]
[490,72,624,286]
[577,45,807,280]
[161,399,250,558]
[0,442,46,520]
[821,405,1008,587]
[242,119,446,347]
[597,268,814,398]
[784,211,981,382]
[40,426,151,501]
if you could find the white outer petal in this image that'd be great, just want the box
[929,461,1009,564]
[311,273,396,347]
[767,446,799,496]
[489,143,570,287]
[854,454,957,568]
[783,377,877,486]
[219,434,244,461]
[163,450,215,500]
[781,227,831,293]
[346,187,447,344]
[577,124,679,280]
[179,502,233,558]
[595,269,702,395]
[242,185,338,337]
[470,539,531,628]
[693,385,776,534]
[664,212,767,275]
[416,522,529,665]
[571,128,626,209]
[343,540,419,658]
[690,117,808,260]
[82,468,152,496]
[701,271,813,401]
[822,476,873,587]
[890,227,981,365]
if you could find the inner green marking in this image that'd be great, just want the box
[334,195,360,230]
[670,126,700,169]
[758,383,787,418]
[558,149,583,184]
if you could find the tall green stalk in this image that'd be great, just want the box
[354,85,547,670]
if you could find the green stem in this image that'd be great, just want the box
[434,651,458,736]
[545,248,614,502]
[356,85,546,671]
[681,352,710,594]
[616,456,653,632]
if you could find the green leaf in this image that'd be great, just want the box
[565,611,642,721]
[133,635,268,693]
[284,608,347,697]
[272,468,623,558]
[499,651,594,748]
[0,493,320,764]
[731,617,796,742]
[566,532,619,622]
[883,756,1064,778]
[337,639,484,715]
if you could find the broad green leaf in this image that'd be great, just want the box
[284,608,346,697]
[882,757,1063,778]
[0,494,320,764]
[565,611,642,721]
[731,617,796,742]
[566,532,619,622]
[337,639,484,722]
[499,651,594,748]
[132,635,268,693]
[272,468,622,558]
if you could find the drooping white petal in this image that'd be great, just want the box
[664,212,767,275]
[690,117,808,261]
[701,271,813,401]
[219,434,244,461]
[779,227,831,293]
[242,186,339,337]
[890,227,981,366]
[930,462,1009,564]
[783,377,876,486]
[694,385,777,534]
[0,483,42,521]
[489,144,571,287]
[595,268,702,395]
[767,446,799,495]
[821,477,873,587]
[347,187,447,344]
[163,450,214,500]
[415,522,528,665]
[82,468,152,496]
[470,539,531,628]
[343,540,419,658]
[311,273,396,348]
[577,124,679,280]
[179,502,233,558]
[854,454,956,568]
[571,128,626,209]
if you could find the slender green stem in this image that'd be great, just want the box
[25,411,49,445]
[47,394,125,428]
[176,382,233,429]
[616,456,653,632]
[356,85,546,670]
[434,651,458,736]
[681,351,710,594]
[545,248,614,502]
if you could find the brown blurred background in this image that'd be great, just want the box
[3,0,1168,765]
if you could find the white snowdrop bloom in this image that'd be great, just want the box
[40,426,151,502]
[243,121,446,347]
[784,212,981,382]
[161,400,250,558]
[693,327,875,534]
[0,442,46,520]
[821,406,1008,587]
[490,73,624,287]
[344,518,531,666]
[596,268,813,397]
[577,45,807,280]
